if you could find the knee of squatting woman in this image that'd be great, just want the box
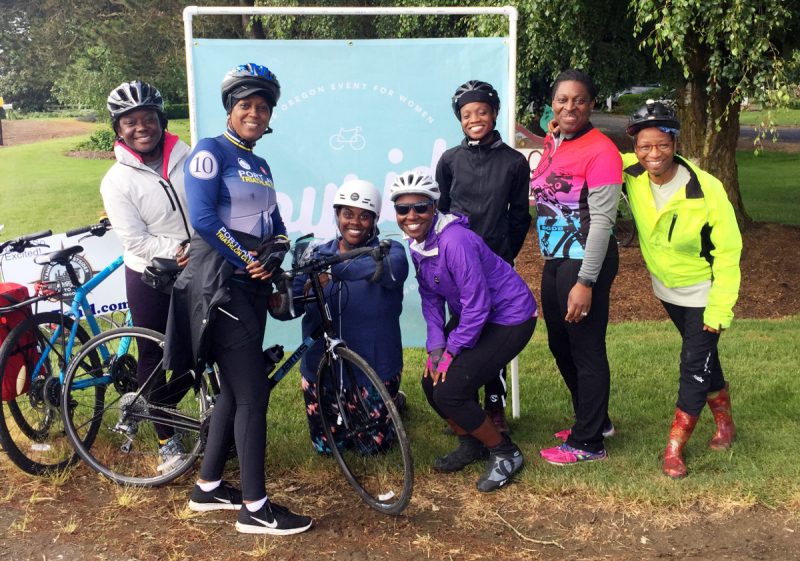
[391,170,537,492]
[164,62,311,535]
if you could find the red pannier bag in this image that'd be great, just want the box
[0,282,37,401]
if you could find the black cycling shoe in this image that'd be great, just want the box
[236,501,313,535]
[188,481,243,512]
[433,435,488,472]
[476,435,524,492]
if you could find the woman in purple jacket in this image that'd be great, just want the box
[391,171,537,492]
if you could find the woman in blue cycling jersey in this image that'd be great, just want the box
[167,63,311,536]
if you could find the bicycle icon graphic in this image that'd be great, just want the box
[329,126,366,151]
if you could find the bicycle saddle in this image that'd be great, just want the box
[34,245,84,266]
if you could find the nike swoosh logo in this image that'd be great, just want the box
[214,498,232,504]
[250,515,278,529]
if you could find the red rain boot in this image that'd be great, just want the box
[707,384,736,450]
[662,408,699,479]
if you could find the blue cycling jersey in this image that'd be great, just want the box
[184,128,287,269]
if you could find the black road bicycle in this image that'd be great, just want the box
[61,235,413,515]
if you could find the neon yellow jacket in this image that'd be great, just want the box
[622,153,742,329]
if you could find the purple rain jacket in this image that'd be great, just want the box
[408,213,537,355]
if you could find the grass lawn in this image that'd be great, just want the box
[739,108,800,127]
[737,150,800,225]
[266,315,800,507]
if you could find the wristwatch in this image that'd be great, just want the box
[576,276,595,288]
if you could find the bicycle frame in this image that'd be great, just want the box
[33,255,126,390]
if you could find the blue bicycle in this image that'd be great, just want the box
[0,220,128,474]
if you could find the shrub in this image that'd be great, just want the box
[165,103,189,120]
[75,127,116,152]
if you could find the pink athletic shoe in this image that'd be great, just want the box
[540,443,608,465]
[553,421,616,442]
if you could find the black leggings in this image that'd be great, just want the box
[125,266,192,440]
[540,238,618,452]
[199,279,271,501]
[421,318,536,433]
[661,301,727,416]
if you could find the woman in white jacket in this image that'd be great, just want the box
[100,80,193,473]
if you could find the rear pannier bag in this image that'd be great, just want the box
[0,283,37,401]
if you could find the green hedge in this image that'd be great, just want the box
[165,103,189,120]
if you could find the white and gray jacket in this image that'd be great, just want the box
[100,132,193,272]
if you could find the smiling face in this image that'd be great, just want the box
[551,80,593,136]
[116,108,163,158]
[634,127,678,183]
[459,101,496,141]
[336,205,375,247]
[394,194,435,243]
[228,93,271,142]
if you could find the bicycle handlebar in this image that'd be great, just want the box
[279,239,394,318]
[0,229,53,254]
[283,239,393,282]
[66,218,111,238]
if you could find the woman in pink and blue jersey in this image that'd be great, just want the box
[531,69,623,465]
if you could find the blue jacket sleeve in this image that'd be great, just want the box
[184,140,255,269]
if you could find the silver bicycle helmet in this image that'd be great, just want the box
[389,171,440,202]
[107,81,166,130]
[451,80,500,118]
[221,63,281,112]
[334,180,382,218]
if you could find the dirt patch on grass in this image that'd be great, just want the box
[0,464,797,561]
[0,118,97,147]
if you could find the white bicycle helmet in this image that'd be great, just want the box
[389,171,440,202]
[334,179,382,218]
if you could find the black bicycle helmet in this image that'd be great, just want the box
[107,81,166,130]
[451,80,500,118]
[221,63,281,113]
[626,99,680,136]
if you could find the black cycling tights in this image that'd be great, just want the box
[421,318,536,433]
[199,280,271,501]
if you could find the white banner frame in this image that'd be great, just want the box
[182,5,522,418]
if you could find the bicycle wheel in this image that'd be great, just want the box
[0,311,98,474]
[316,346,413,515]
[62,327,209,486]
[615,191,637,247]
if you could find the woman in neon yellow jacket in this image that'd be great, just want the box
[622,100,742,479]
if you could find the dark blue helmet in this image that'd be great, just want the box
[221,63,281,112]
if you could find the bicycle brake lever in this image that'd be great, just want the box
[285,274,296,318]
[381,240,396,283]
[369,246,384,283]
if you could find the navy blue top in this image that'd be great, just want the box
[184,128,287,268]
[293,237,409,385]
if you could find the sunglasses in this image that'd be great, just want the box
[394,202,434,216]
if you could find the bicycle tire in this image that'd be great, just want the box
[615,191,637,247]
[317,346,413,515]
[0,311,99,474]
[62,327,209,487]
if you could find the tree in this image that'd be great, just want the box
[633,0,800,226]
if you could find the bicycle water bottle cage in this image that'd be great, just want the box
[33,246,83,266]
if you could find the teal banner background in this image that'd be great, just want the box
[190,37,510,347]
